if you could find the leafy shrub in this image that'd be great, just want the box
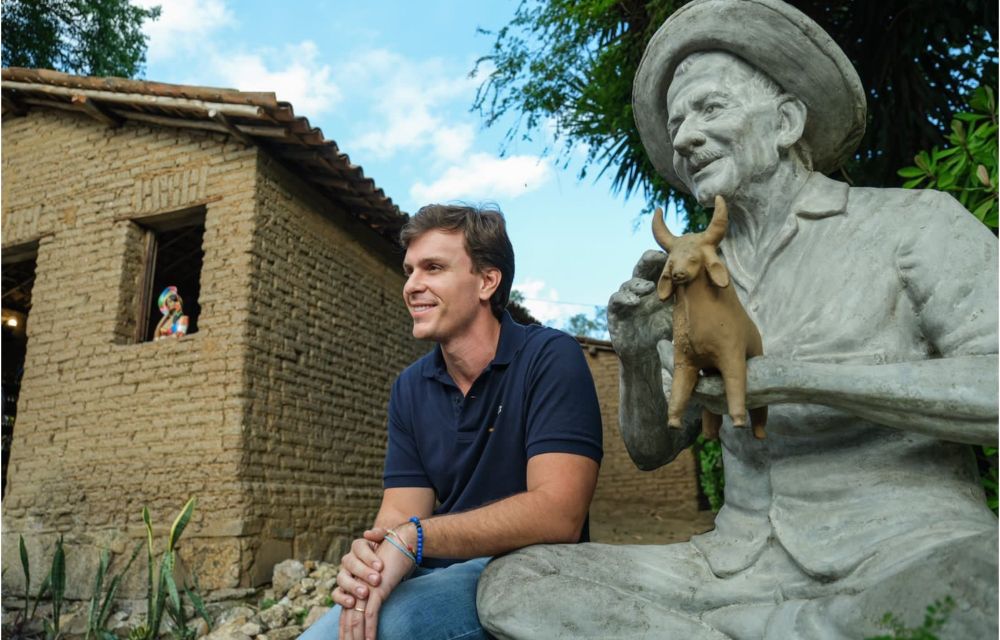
[86,543,143,640]
[898,86,998,229]
[695,434,725,512]
[4,499,209,640]
[131,498,211,640]
[9,534,66,640]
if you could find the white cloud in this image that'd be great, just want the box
[209,42,342,116]
[139,0,233,62]
[513,278,592,328]
[345,50,479,162]
[410,153,553,203]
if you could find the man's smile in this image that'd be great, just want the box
[409,301,437,315]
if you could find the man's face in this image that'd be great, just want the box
[666,52,783,204]
[402,229,490,343]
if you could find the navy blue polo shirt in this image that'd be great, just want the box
[383,312,603,565]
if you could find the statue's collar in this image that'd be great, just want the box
[790,172,849,220]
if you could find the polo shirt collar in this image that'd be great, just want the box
[491,311,527,366]
[419,311,527,381]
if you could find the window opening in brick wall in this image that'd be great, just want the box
[134,209,206,343]
[2,243,37,498]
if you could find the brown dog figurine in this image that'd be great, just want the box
[652,195,766,440]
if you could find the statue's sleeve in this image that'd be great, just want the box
[895,190,998,357]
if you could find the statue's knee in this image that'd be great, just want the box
[477,550,553,618]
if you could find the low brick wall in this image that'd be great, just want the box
[580,338,699,514]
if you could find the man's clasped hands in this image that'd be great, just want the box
[331,518,424,640]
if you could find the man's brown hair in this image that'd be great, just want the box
[400,204,515,320]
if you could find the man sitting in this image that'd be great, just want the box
[302,204,603,640]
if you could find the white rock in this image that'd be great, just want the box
[258,604,288,631]
[239,622,262,636]
[266,626,302,640]
[216,606,256,627]
[271,560,307,597]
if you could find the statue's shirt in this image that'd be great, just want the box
[691,173,998,579]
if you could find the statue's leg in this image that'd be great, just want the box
[718,360,748,428]
[758,529,998,639]
[668,364,700,428]
[477,543,740,640]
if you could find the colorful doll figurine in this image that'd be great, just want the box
[154,286,189,340]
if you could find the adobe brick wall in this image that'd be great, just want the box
[0,109,425,595]
[580,340,700,514]
[239,155,426,583]
[1,109,259,596]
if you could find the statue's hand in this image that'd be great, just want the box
[609,250,672,363]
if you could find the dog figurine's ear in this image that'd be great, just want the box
[703,247,730,288]
[657,265,675,300]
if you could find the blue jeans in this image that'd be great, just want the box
[299,557,491,640]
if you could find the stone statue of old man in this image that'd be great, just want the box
[476,0,999,638]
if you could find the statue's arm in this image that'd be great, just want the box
[696,191,998,446]
[695,355,998,445]
[610,251,700,470]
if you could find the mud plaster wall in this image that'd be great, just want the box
[1,109,257,596]
[0,109,425,595]
[240,154,426,583]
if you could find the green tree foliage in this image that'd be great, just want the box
[1,0,160,78]
[898,86,998,229]
[563,305,608,338]
[474,0,997,230]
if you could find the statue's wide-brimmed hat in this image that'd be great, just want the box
[633,0,867,193]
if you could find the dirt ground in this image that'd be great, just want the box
[589,501,717,545]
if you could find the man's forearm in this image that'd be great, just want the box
[697,354,998,445]
[417,489,585,559]
[386,454,598,560]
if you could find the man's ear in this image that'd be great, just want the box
[479,267,502,301]
[703,248,730,288]
[776,95,807,150]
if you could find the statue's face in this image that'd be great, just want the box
[666,52,782,204]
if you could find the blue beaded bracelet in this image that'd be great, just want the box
[409,516,424,565]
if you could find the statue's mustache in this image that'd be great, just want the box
[677,150,724,174]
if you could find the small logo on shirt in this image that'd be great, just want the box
[488,405,503,433]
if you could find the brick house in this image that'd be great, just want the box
[1,68,697,596]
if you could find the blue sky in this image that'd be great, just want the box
[137,0,685,332]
